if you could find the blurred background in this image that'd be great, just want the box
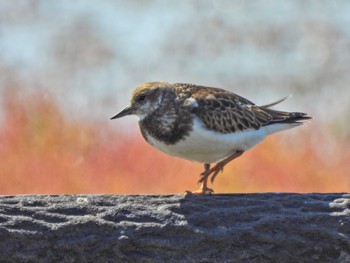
[0,0,349,194]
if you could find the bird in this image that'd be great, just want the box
[111,82,311,194]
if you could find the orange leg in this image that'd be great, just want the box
[199,150,244,184]
[186,164,214,195]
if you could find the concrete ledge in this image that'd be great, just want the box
[0,194,350,262]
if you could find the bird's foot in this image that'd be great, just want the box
[186,186,214,195]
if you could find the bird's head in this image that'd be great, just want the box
[111,82,173,120]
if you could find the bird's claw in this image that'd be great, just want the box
[185,187,214,195]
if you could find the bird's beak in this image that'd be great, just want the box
[110,105,135,119]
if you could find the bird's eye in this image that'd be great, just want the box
[136,95,146,102]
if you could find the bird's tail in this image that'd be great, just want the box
[258,96,312,134]
[259,95,291,108]
[260,95,312,125]
[262,108,312,125]
[258,108,312,135]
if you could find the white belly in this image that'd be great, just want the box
[144,117,270,164]
[144,116,301,163]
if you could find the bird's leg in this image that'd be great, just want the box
[200,151,244,184]
[187,163,214,195]
[209,151,244,183]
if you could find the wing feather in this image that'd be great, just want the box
[173,83,310,134]
[188,87,271,133]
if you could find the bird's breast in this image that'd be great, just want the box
[138,106,193,145]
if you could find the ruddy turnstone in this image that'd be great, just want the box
[111,82,311,194]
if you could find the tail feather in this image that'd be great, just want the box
[259,95,291,108]
[262,108,312,125]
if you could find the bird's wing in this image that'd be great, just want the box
[188,87,273,134]
[174,83,310,134]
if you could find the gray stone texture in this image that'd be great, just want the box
[0,194,350,262]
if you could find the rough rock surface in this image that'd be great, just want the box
[0,194,350,262]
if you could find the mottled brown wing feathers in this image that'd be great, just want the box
[190,89,273,133]
[173,83,310,134]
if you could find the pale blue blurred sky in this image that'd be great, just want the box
[0,0,349,130]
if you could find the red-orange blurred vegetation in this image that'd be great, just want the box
[0,91,349,194]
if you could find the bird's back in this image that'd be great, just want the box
[172,83,311,135]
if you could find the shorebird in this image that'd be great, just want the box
[111,82,311,194]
